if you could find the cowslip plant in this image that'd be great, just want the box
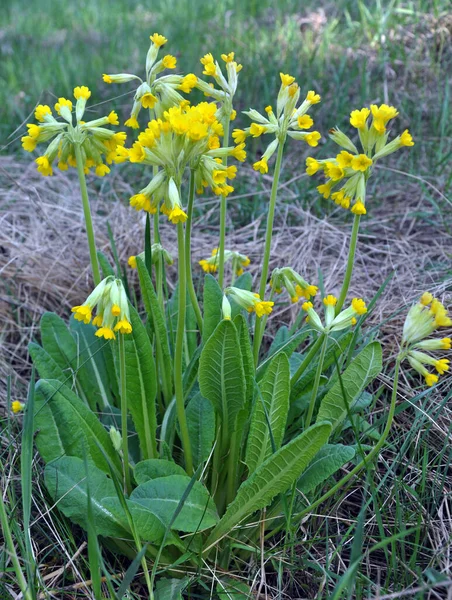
[16,31,451,597]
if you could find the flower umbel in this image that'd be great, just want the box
[71,277,132,340]
[225,287,274,318]
[199,248,250,276]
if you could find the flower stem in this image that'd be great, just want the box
[335,214,361,314]
[74,143,101,286]
[305,333,328,428]
[218,115,231,289]
[118,334,131,495]
[175,222,194,475]
[290,334,325,387]
[185,170,203,335]
[253,138,286,363]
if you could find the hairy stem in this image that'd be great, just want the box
[185,170,203,335]
[74,143,101,285]
[218,114,231,288]
[119,334,131,495]
[335,214,361,314]
[305,333,328,428]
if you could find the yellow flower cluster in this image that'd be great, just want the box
[233,73,321,174]
[306,103,414,215]
[124,100,246,223]
[402,292,451,386]
[225,287,274,318]
[199,248,250,276]
[270,267,318,303]
[21,87,125,177]
[302,294,367,333]
[72,277,132,340]
[128,244,173,269]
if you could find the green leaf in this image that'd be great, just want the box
[155,577,189,600]
[28,342,66,383]
[34,379,122,478]
[103,499,168,545]
[123,306,158,459]
[206,422,331,548]
[134,459,187,485]
[290,332,353,402]
[97,250,115,277]
[45,456,129,538]
[70,317,116,408]
[136,257,173,395]
[199,320,246,436]
[234,314,255,409]
[40,312,78,372]
[316,342,382,431]
[298,444,356,494]
[245,353,290,474]
[186,393,215,468]
[130,475,218,533]
[257,330,309,380]
[217,578,251,599]
[203,274,223,343]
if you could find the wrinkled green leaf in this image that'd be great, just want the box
[45,456,129,538]
[257,330,309,380]
[28,342,66,383]
[298,444,356,494]
[245,353,290,474]
[134,459,187,485]
[206,422,331,548]
[199,320,246,435]
[155,577,189,600]
[186,393,215,468]
[34,379,122,478]
[234,314,255,409]
[203,274,223,344]
[217,578,251,599]
[131,475,218,533]
[316,342,382,431]
[123,306,157,459]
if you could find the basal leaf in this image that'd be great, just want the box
[134,459,187,485]
[186,393,215,468]
[28,342,66,383]
[203,274,223,344]
[155,577,189,600]
[130,474,218,533]
[205,422,331,549]
[199,320,246,436]
[234,314,255,410]
[316,342,382,431]
[298,444,356,494]
[245,353,290,474]
[45,456,129,538]
[34,379,122,478]
[123,306,158,459]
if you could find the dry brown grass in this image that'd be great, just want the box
[1,155,451,407]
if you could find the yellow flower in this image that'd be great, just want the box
[370,103,398,123]
[141,92,158,109]
[254,300,274,318]
[95,327,116,340]
[351,201,367,215]
[12,401,24,414]
[34,104,52,122]
[373,119,386,134]
[54,97,73,115]
[73,86,91,100]
[107,110,119,125]
[336,150,354,168]
[317,182,332,199]
[352,298,367,314]
[306,90,321,104]
[129,142,146,163]
[162,55,177,69]
[435,359,450,375]
[221,52,235,62]
[305,131,321,147]
[114,320,133,334]
[95,164,110,177]
[249,123,266,137]
[201,52,217,76]
[232,129,247,144]
[305,157,321,176]
[21,136,37,152]
[253,158,268,174]
[441,338,451,349]
[150,33,167,47]
[297,115,313,129]
[71,305,92,324]
[351,154,373,172]
[128,255,137,268]
[58,161,68,171]
[231,143,247,162]
[325,162,344,181]
[323,295,337,307]
[35,156,53,176]
[103,74,113,84]
[125,116,140,129]
[420,292,433,306]
[350,108,370,129]
[400,129,414,146]
[199,259,218,273]
[425,373,438,387]
[179,73,198,93]
[280,73,295,87]
[302,301,313,311]
[265,105,273,114]
[27,124,41,139]
[168,206,188,224]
